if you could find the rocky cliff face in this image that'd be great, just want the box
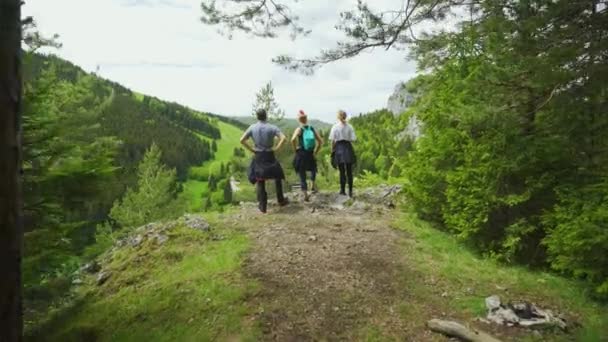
[387,83,415,116]
[396,114,422,141]
[387,82,422,140]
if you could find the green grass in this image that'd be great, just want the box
[180,180,209,212]
[28,216,259,341]
[357,325,397,342]
[393,212,608,341]
[132,92,144,102]
[190,121,244,178]
[181,121,245,210]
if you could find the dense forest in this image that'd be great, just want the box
[21,52,244,320]
[349,1,608,298]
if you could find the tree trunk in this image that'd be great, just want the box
[0,0,23,341]
[427,319,502,342]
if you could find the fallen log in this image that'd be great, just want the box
[427,319,502,342]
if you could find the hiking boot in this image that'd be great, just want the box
[258,203,267,213]
[278,198,290,207]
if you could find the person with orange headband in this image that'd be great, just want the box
[291,110,324,201]
[329,110,357,198]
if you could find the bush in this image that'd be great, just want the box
[543,182,608,297]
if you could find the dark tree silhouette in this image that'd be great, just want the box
[0,0,24,340]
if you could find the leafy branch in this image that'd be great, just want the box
[201,0,474,73]
[201,0,309,39]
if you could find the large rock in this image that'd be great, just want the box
[485,295,567,330]
[387,82,415,115]
[395,114,423,141]
[387,82,423,140]
[182,214,211,232]
[96,271,111,286]
[80,261,101,274]
[128,235,144,248]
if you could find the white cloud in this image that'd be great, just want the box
[24,0,418,122]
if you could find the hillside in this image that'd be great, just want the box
[25,53,245,180]
[181,120,248,211]
[22,53,248,326]
[27,188,607,341]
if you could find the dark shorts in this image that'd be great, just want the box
[293,149,317,173]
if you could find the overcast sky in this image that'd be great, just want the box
[24,0,419,122]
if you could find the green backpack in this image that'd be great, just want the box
[301,126,316,151]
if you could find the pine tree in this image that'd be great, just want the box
[212,140,218,152]
[251,81,285,121]
[23,66,119,230]
[223,178,233,204]
[203,196,212,212]
[109,144,178,228]
[208,174,217,191]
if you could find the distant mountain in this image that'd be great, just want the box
[231,116,332,132]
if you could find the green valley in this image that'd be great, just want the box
[181,121,249,212]
[21,52,250,329]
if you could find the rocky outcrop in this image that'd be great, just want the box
[182,214,211,232]
[387,83,415,116]
[387,82,423,140]
[484,295,568,330]
[395,114,422,141]
[75,214,213,287]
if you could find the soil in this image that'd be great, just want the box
[224,188,559,341]
[232,189,442,341]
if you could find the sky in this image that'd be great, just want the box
[23,0,419,122]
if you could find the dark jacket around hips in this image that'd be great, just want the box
[248,151,286,184]
[332,140,356,168]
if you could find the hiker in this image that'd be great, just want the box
[291,110,324,201]
[241,109,289,213]
[329,110,357,198]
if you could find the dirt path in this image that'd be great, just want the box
[237,189,424,341]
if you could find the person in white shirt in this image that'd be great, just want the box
[329,110,357,197]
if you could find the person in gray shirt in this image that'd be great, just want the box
[240,109,289,213]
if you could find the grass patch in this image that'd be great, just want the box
[28,220,259,341]
[190,121,244,179]
[182,121,245,210]
[180,180,209,212]
[393,212,608,341]
[132,92,144,102]
[358,325,396,342]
